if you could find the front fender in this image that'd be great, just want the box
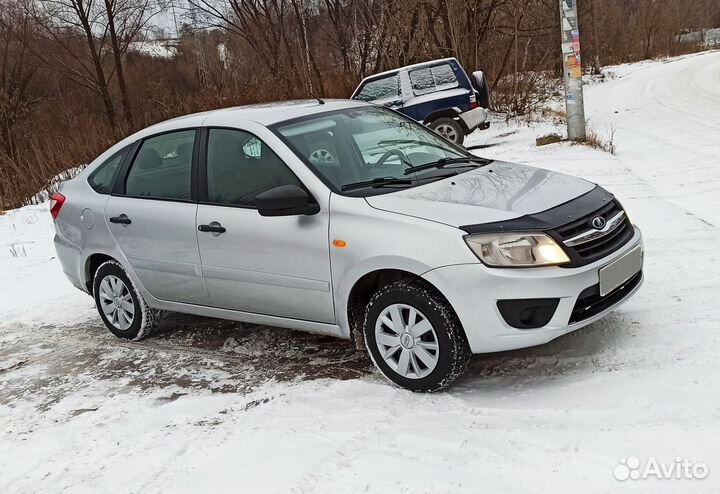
[333,255,435,336]
[328,195,475,337]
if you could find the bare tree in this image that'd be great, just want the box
[0,0,42,209]
[188,0,305,96]
[102,0,157,129]
[0,1,40,162]
[30,0,122,135]
[27,0,158,136]
[2,0,718,208]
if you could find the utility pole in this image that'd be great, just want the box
[590,0,601,74]
[558,0,586,141]
[702,0,709,46]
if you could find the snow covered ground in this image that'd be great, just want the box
[128,40,177,59]
[2,51,720,493]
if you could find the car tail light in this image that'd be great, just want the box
[50,192,66,220]
[469,93,478,109]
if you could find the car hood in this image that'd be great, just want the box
[364,161,596,228]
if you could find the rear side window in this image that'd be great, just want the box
[354,74,400,102]
[88,151,125,194]
[432,64,459,89]
[409,63,459,96]
[409,68,435,95]
[125,130,195,200]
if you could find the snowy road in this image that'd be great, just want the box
[2,52,720,493]
[586,51,720,226]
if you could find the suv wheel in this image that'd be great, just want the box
[364,280,471,392]
[429,118,465,145]
[93,260,159,340]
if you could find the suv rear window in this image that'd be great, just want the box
[409,63,459,95]
[432,64,459,89]
[354,74,400,102]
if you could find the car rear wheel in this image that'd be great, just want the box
[364,280,471,392]
[93,260,159,341]
[429,117,465,145]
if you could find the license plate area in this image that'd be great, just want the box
[599,246,643,297]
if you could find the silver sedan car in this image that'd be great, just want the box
[51,100,643,391]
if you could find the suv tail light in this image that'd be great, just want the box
[50,192,66,220]
[469,92,478,109]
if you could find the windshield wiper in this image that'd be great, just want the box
[403,156,493,175]
[377,139,459,153]
[341,176,414,192]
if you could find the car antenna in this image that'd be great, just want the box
[300,86,325,105]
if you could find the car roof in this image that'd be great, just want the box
[355,57,459,86]
[137,99,369,138]
[84,99,371,173]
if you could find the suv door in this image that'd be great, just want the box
[106,129,210,305]
[196,128,334,323]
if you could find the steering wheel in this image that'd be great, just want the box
[373,149,409,169]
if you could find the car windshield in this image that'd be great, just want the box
[272,106,477,196]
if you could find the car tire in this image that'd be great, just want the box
[429,118,465,145]
[471,71,491,109]
[364,279,471,392]
[93,260,160,341]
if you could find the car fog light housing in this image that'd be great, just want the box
[464,233,570,267]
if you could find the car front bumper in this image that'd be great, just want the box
[422,226,644,354]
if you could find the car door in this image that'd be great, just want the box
[195,127,334,323]
[106,129,210,305]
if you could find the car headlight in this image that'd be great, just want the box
[464,233,570,267]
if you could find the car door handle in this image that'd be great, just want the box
[198,223,226,234]
[109,214,132,225]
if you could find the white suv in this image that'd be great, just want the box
[51,100,643,391]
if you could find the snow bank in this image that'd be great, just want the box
[0,203,96,326]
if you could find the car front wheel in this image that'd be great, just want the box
[364,280,471,392]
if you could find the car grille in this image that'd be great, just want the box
[552,199,634,267]
[569,271,643,324]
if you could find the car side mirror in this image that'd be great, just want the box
[255,185,320,217]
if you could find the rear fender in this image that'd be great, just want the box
[424,107,461,125]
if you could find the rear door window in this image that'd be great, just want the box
[354,74,400,103]
[124,130,195,201]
